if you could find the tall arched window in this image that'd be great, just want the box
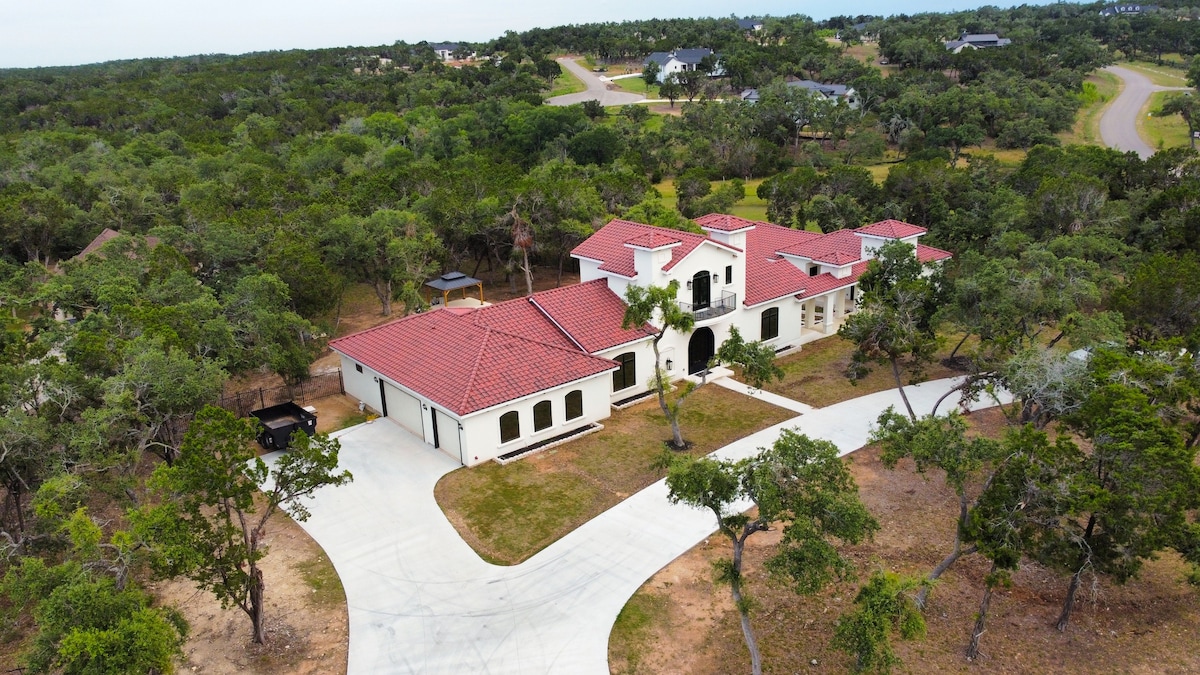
[565,390,584,420]
[761,307,779,340]
[533,400,553,432]
[613,352,636,391]
[499,411,520,443]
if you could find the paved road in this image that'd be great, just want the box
[1100,65,1190,159]
[283,377,1009,674]
[546,57,646,107]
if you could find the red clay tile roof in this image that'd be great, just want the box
[571,219,740,278]
[74,228,161,260]
[624,232,682,249]
[471,298,579,351]
[916,244,953,263]
[776,229,863,265]
[530,279,653,353]
[694,213,760,232]
[855,219,926,238]
[743,221,817,306]
[329,310,616,417]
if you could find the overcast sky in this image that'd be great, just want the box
[1,0,1044,69]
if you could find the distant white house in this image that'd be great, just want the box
[1099,3,1156,15]
[944,32,1012,53]
[332,214,949,467]
[429,42,475,62]
[643,48,724,82]
[741,79,859,108]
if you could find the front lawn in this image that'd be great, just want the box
[1145,90,1194,151]
[750,334,963,408]
[435,385,795,565]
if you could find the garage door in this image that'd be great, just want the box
[433,409,462,462]
[383,383,423,437]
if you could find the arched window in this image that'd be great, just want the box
[533,400,553,432]
[499,411,520,443]
[613,352,636,391]
[565,390,583,420]
[761,307,779,340]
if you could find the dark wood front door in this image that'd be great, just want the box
[688,327,715,375]
[692,271,710,309]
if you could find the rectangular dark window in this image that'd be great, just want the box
[761,307,780,341]
[725,265,732,284]
[355,363,363,373]
[499,411,520,443]
[565,390,583,420]
[808,265,819,277]
[613,352,637,391]
[533,400,553,432]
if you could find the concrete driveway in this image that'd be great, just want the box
[1101,65,1190,159]
[284,377,1008,674]
[545,57,646,107]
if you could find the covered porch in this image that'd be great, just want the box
[425,272,487,309]
[797,286,858,344]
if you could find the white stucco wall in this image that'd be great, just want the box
[459,374,613,466]
[594,338,658,401]
[339,354,385,414]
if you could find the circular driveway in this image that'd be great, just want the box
[545,57,646,107]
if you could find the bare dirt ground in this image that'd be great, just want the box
[610,407,1200,674]
[151,509,348,675]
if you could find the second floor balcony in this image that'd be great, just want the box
[680,290,736,321]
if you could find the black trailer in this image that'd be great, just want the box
[250,402,317,451]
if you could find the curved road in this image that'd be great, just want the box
[280,377,1009,674]
[546,57,646,107]
[1100,65,1189,159]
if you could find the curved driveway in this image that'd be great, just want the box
[546,57,646,107]
[282,377,1008,674]
[1100,65,1190,159]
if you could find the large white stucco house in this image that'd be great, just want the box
[331,214,950,467]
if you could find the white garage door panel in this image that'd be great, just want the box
[433,409,461,462]
[384,383,423,436]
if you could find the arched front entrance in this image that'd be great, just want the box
[688,327,715,375]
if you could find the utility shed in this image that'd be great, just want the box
[424,272,484,307]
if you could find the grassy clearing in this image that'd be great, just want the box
[1061,69,1121,146]
[1144,90,1194,151]
[1121,60,1190,87]
[752,333,963,408]
[294,552,346,608]
[653,177,771,222]
[609,593,670,674]
[435,385,795,565]
[548,61,586,97]
[612,76,655,96]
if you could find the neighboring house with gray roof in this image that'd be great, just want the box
[737,18,764,31]
[944,32,1012,53]
[642,48,723,82]
[740,79,859,108]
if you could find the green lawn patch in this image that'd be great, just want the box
[1061,70,1121,146]
[612,77,655,96]
[548,62,586,97]
[1121,60,1190,87]
[435,385,795,564]
[1145,90,1194,151]
[295,552,346,608]
[609,592,670,673]
[751,334,963,408]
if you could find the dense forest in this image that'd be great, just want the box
[2,0,1200,671]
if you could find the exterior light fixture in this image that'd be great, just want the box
[665,359,674,370]
[712,273,719,284]
[686,280,692,290]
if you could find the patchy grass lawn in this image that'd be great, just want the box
[1061,69,1121,146]
[435,386,795,564]
[548,60,586,97]
[1144,90,1194,151]
[612,76,655,96]
[608,407,1200,674]
[1120,60,1190,87]
[751,334,962,408]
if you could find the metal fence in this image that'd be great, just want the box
[216,369,344,418]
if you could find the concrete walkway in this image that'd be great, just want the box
[283,377,1009,674]
[546,57,646,107]
[1101,65,1190,159]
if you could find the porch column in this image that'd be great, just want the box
[822,295,836,333]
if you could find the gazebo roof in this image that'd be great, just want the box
[424,272,482,292]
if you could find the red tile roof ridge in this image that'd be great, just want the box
[624,231,682,249]
[456,324,495,413]
[854,219,927,238]
[694,213,765,232]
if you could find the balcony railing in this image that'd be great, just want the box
[680,290,737,321]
